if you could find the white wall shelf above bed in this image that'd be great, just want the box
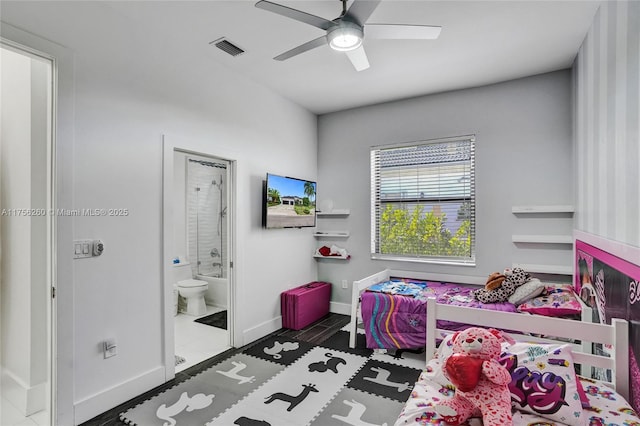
[511,204,574,278]
[316,209,350,217]
[313,231,349,238]
[511,235,573,244]
[511,205,575,214]
[512,263,572,275]
[313,253,350,260]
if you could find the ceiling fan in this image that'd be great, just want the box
[255,0,441,71]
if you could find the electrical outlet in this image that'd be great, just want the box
[103,338,117,359]
[341,279,348,289]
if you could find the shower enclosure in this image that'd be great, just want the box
[186,158,228,280]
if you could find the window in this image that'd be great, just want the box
[370,135,475,265]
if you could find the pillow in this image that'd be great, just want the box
[517,284,582,316]
[499,342,584,425]
[421,357,452,388]
[436,332,456,361]
[508,278,545,305]
[577,376,640,423]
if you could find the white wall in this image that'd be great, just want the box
[0,47,49,416]
[1,2,318,424]
[317,71,575,304]
[573,0,640,247]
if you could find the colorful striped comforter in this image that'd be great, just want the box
[361,279,517,349]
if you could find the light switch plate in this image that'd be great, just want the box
[74,240,93,259]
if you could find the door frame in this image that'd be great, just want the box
[0,31,67,424]
[0,23,75,425]
[161,135,237,380]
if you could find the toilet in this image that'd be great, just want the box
[173,262,209,316]
[177,279,208,316]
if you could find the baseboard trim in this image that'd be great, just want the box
[241,303,351,347]
[73,366,165,425]
[242,316,282,346]
[330,301,351,316]
[1,368,46,416]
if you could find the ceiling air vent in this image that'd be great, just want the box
[210,37,245,57]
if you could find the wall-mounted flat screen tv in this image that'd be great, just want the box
[264,173,316,229]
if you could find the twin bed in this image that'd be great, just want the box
[346,268,638,424]
[395,297,635,425]
[348,269,592,351]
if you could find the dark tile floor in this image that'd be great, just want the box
[80,313,351,426]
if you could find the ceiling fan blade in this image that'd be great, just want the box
[255,0,335,30]
[274,36,327,61]
[345,0,382,26]
[345,45,370,72]
[365,24,442,40]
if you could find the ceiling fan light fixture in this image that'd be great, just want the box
[327,22,364,52]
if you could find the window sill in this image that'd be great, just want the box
[371,254,476,267]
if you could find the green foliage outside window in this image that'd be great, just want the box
[379,204,471,257]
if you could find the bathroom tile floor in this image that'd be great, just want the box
[175,305,230,373]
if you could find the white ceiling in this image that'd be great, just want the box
[7,1,603,115]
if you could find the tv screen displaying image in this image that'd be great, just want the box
[264,173,316,229]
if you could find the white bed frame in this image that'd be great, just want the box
[424,297,630,401]
[348,269,593,352]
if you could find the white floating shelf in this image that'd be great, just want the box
[317,209,350,217]
[313,231,350,238]
[512,235,573,244]
[313,254,351,260]
[511,205,574,214]
[512,263,572,275]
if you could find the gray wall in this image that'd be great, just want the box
[573,0,640,246]
[317,71,574,304]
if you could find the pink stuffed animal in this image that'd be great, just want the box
[435,327,514,425]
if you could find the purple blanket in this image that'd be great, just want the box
[361,280,516,349]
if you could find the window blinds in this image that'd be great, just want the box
[370,135,475,264]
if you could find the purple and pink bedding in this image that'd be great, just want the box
[361,279,517,349]
[396,369,640,425]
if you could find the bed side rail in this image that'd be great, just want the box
[425,297,629,400]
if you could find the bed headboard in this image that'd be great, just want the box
[425,297,630,401]
[574,230,640,412]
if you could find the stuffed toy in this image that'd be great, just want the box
[316,244,349,258]
[504,267,531,287]
[473,268,531,304]
[435,327,514,425]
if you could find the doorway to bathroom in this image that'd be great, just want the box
[170,151,233,372]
